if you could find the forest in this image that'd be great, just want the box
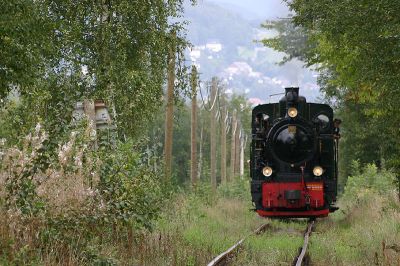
[0,0,399,265]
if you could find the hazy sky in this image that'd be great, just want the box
[205,0,290,20]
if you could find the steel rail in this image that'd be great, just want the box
[295,219,315,266]
[207,223,270,266]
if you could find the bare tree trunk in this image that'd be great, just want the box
[164,31,176,180]
[235,121,241,177]
[229,109,237,182]
[210,77,218,191]
[198,125,203,181]
[220,95,227,185]
[240,134,245,179]
[190,66,198,187]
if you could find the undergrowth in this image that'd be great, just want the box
[0,123,263,265]
[309,163,400,266]
[0,122,169,265]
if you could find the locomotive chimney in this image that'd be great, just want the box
[280,87,306,104]
[285,87,299,96]
[285,87,299,103]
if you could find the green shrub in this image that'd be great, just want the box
[96,140,164,229]
[343,162,397,205]
[217,177,250,200]
[0,123,171,264]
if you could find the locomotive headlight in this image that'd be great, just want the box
[288,107,298,118]
[313,166,324,177]
[262,166,273,177]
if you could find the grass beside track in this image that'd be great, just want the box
[1,166,398,265]
[127,190,265,265]
[232,219,306,265]
[124,168,400,266]
[309,193,400,266]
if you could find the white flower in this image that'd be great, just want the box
[0,138,6,146]
[35,123,42,134]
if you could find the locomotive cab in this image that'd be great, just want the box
[250,87,339,218]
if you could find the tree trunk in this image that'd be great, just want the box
[240,134,245,179]
[198,125,203,181]
[190,66,198,187]
[229,109,237,182]
[164,31,176,180]
[210,77,218,191]
[220,95,227,185]
[235,121,241,177]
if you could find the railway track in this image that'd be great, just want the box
[207,223,271,266]
[293,219,315,266]
[207,219,315,266]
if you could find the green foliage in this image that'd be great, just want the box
[0,122,172,264]
[0,1,54,99]
[97,140,164,229]
[342,163,397,204]
[1,0,193,144]
[217,177,250,200]
[261,19,313,65]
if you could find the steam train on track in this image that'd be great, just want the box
[250,87,339,218]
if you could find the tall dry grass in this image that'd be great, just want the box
[0,122,101,264]
[309,165,400,266]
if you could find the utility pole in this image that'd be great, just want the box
[229,109,237,182]
[240,133,246,179]
[198,124,203,181]
[164,31,176,180]
[220,92,227,185]
[235,121,241,177]
[210,77,218,191]
[190,66,198,187]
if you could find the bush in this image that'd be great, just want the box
[96,140,164,229]
[0,122,169,263]
[217,176,250,200]
[342,162,397,206]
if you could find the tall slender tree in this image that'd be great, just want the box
[210,77,218,191]
[190,66,198,187]
[230,109,237,182]
[220,92,227,185]
[240,134,246,179]
[164,31,176,180]
[235,121,241,177]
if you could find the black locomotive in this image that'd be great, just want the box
[250,87,339,218]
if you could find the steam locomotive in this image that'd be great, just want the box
[250,87,339,218]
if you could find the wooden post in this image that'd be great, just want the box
[220,94,227,185]
[240,132,245,179]
[164,31,176,180]
[229,109,237,182]
[210,77,218,191]
[198,124,203,181]
[235,121,241,177]
[190,66,198,187]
